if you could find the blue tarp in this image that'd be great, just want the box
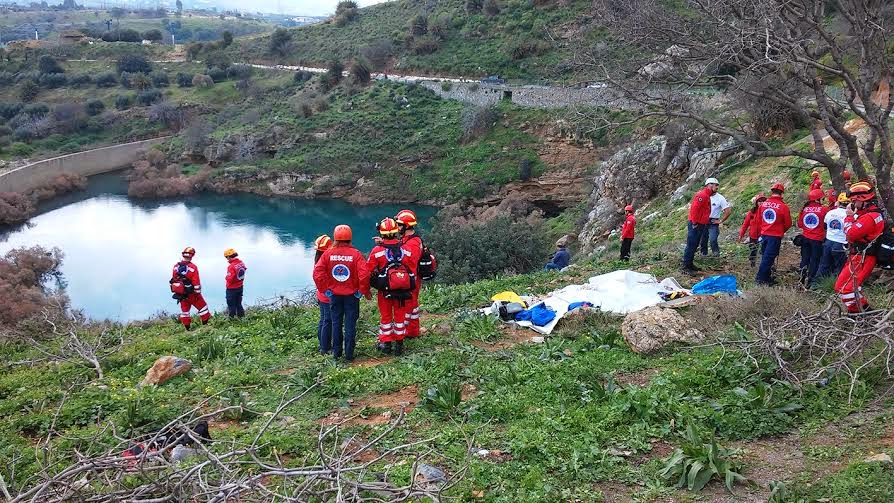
[691,275,738,295]
[515,303,557,327]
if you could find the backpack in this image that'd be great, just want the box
[874,227,894,270]
[372,244,416,300]
[410,235,438,281]
[169,263,195,300]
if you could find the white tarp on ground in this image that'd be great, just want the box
[515,270,685,335]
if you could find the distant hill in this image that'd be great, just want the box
[226,0,604,81]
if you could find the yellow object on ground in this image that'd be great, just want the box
[491,291,525,306]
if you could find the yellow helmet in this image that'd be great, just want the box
[224,248,238,258]
[837,193,850,204]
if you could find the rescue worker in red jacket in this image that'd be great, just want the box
[314,234,333,354]
[739,194,766,267]
[368,217,416,356]
[395,209,423,338]
[755,183,793,285]
[620,204,636,261]
[835,181,886,313]
[312,225,371,362]
[826,182,838,209]
[682,178,716,274]
[797,189,828,288]
[171,247,211,330]
[809,170,823,191]
[224,248,247,318]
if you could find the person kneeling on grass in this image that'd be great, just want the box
[545,243,570,271]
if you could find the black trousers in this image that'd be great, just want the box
[225,287,244,318]
[620,238,633,261]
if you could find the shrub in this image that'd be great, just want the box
[427,216,548,284]
[0,102,23,121]
[0,246,65,325]
[122,72,152,90]
[410,14,428,37]
[0,192,35,226]
[19,81,39,102]
[149,101,184,129]
[0,72,14,85]
[85,99,105,116]
[360,39,393,70]
[38,55,64,75]
[349,59,371,85]
[441,81,453,91]
[52,103,88,133]
[315,98,330,113]
[519,158,533,181]
[221,30,234,48]
[142,29,163,42]
[465,0,484,13]
[293,70,313,84]
[461,105,499,142]
[0,125,11,137]
[227,64,253,80]
[103,28,141,43]
[429,13,452,38]
[207,67,227,83]
[334,1,359,26]
[127,160,194,198]
[69,74,92,87]
[325,60,343,86]
[8,142,34,157]
[192,74,214,88]
[26,173,87,202]
[509,40,549,60]
[483,0,501,16]
[204,51,231,70]
[269,28,292,57]
[299,102,314,118]
[117,54,153,74]
[95,72,118,88]
[137,89,162,106]
[186,42,203,61]
[38,73,67,89]
[412,35,441,55]
[150,71,170,87]
[115,94,134,110]
[176,72,193,87]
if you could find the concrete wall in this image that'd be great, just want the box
[418,81,628,109]
[0,137,169,193]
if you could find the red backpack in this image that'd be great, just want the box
[169,263,195,300]
[372,245,416,300]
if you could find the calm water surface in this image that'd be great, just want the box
[0,172,435,321]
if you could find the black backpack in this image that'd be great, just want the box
[409,235,438,281]
[874,226,894,270]
[371,244,416,300]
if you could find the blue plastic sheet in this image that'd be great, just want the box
[691,275,738,295]
[515,303,557,327]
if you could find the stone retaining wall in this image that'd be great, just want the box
[0,137,169,193]
[417,81,627,109]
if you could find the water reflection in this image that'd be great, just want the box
[0,172,435,321]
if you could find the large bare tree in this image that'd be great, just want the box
[579,0,894,216]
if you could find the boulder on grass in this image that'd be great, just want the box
[142,356,192,386]
[621,306,703,354]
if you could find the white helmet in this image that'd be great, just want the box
[705,177,720,185]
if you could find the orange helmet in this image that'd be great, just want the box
[807,189,825,202]
[223,248,238,258]
[771,183,785,193]
[848,181,875,202]
[811,170,820,178]
[624,205,634,212]
[395,209,418,227]
[333,224,353,241]
[314,234,332,251]
[182,246,196,257]
[378,217,400,237]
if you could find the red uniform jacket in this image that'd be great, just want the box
[225,258,247,289]
[367,239,415,285]
[688,187,713,225]
[739,210,761,240]
[844,205,885,247]
[172,261,202,293]
[826,188,837,208]
[400,234,422,274]
[798,203,828,241]
[313,244,370,297]
[621,214,636,239]
[758,195,793,237]
[810,178,822,191]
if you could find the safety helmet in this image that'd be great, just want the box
[837,193,850,204]
[751,193,766,204]
[807,189,825,202]
[223,248,238,258]
[395,209,418,227]
[771,183,785,193]
[624,205,634,212]
[378,217,400,236]
[333,224,353,241]
[182,246,196,258]
[705,177,719,186]
[314,234,332,251]
[811,170,820,178]
[848,181,875,202]
[842,170,851,181]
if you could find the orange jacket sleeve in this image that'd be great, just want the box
[312,252,328,292]
[357,250,371,295]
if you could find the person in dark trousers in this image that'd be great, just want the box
[545,243,571,270]
[313,234,333,354]
[755,183,793,285]
[620,204,636,261]
[223,248,247,318]
[682,178,716,274]
[312,225,371,363]
[797,189,828,288]
[739,194,766,267]
[818,193,849,279]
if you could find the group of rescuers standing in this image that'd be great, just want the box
[169,209,432,363]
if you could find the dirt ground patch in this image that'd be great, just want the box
[615,368,660,387]
[321,385,419,428]
[208,419,242,432]
[351,356,394,368]
[470,327,536,352]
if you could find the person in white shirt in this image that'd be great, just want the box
[699,180,732,257]
[818,193,850,279]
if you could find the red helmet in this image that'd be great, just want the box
[751,193,766,204]
[314,234,332,251]
[842,170,851,181]
[848,181,875,202]
[808,189,825,202]
[624,205,634,212]
[333,224,353,241]
[395,209,418,228]
[771,183,785,193]
[181,246,196,258]
[378,217,400,237]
